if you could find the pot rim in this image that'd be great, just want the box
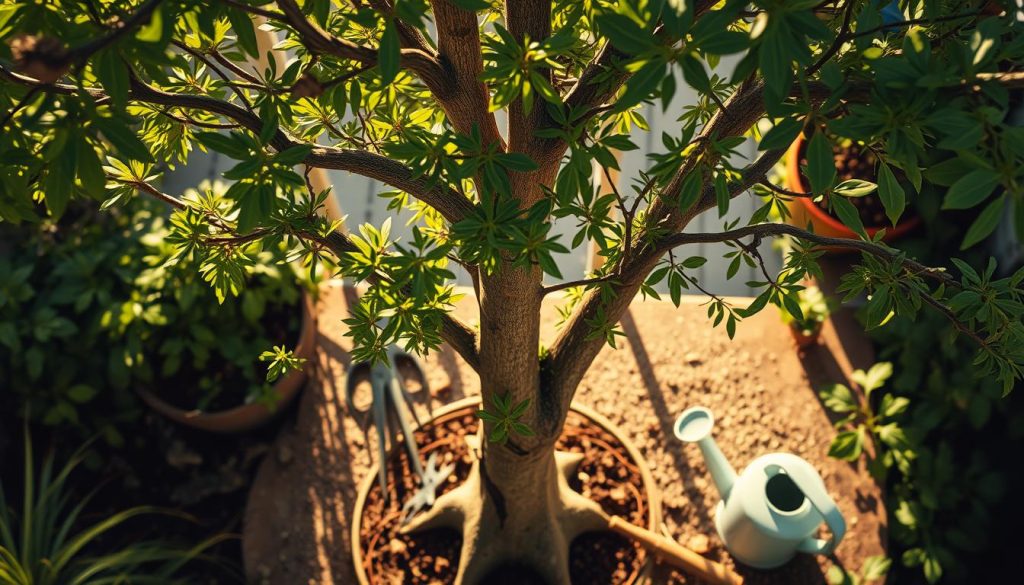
[349,395,663,585]
[136,290,317,433]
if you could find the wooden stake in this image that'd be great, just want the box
[608,515,744,585]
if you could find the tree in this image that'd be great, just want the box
[2,0,1024,582]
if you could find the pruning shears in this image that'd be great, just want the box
[345,342,430,501]
[343,310,455,521]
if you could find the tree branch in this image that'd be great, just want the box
[274,0,451,96]
[274,0,503,154]
[433,0,503,147]
[658,222,956,286]
[125,178,482,370]
[365,0,434,56]
[541,274,618,296]
[75,0,165,63]
[0,66,475,224]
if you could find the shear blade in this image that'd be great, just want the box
[400,452,455,524]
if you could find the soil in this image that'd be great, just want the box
[799,140,897,228]
[244,282,887,584]
[357,411,648,585]
[151,298,301,412]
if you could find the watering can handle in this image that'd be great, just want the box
[781,462,847,556]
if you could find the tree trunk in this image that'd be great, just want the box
[402,417,606,584]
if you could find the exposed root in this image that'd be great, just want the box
[555,450,585,482]
[401,450,610,585]
[401,463,477,536]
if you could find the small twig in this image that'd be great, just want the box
[806,0,856,77]
[210,49,263,85]
[0,85,41,130]
[75,0,165,64]
[598,162,631,262]
[158,107,240,129]
[758,178,815,199]
[659,222,956,287]
[321,63,375,91]
[219,0,288,21]
[541,274,617,296]
[172,41,258,113]
[844,11,980,41]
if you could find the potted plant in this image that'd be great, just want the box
[4,2,1024,583]
[780,285,831,349]
[130,184,317,433]
[784,132,921,244]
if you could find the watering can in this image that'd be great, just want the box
[674,406,846,569]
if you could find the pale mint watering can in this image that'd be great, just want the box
[674,406,846,569]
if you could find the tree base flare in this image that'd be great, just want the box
[401,450,607,585]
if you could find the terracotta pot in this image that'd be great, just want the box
[137,292,317,433]
[789,321,822,349]
[785,133,920,247]
[350,396,663,585]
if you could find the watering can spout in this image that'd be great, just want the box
[674,407,737,500]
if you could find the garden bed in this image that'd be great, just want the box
[243,282,887,584]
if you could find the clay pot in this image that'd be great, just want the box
[789,322,822,349]
[137,292,317,433]
[350,396,663,585]
[784,133,920,247]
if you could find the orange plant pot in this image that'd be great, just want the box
[784,134,920,247]
[137,292,317,433]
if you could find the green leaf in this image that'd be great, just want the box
[758,117,803,152]
[67,384,98,403]
[196,131,251,159]
[861,555,891,581]
[596,13,652,55]
[226,7,259,57]
[95,50,129,109]
[942,169,1000,210]
[806,131,836,194]
[679,52,711,94]
[877,163,905,226]
[94,117,154,162]
[135,5,163,43]
[379,20,400,84]
[852,362,892,395]
[833,179,876,198]
[682,256,707,269]
[615,59,665,111]
[259,99,279,144]
[828,429,864,461]
[924,157,976,187]
[960,196,1004,250]
[699,31,748,55]
[758,23,792,99]
[831,196,866,238]
[449,0,491,9]
[77,138,107,200]
[677,171,703,212]
[715,173,729,217]
[819,384,857,413]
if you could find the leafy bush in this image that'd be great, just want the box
[0,187,308,447]
[0,430,230,585]
[824,300,1024,583]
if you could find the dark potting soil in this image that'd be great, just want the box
[359,411,650,585]
[800,141,899,228]
[150,299,301,412]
